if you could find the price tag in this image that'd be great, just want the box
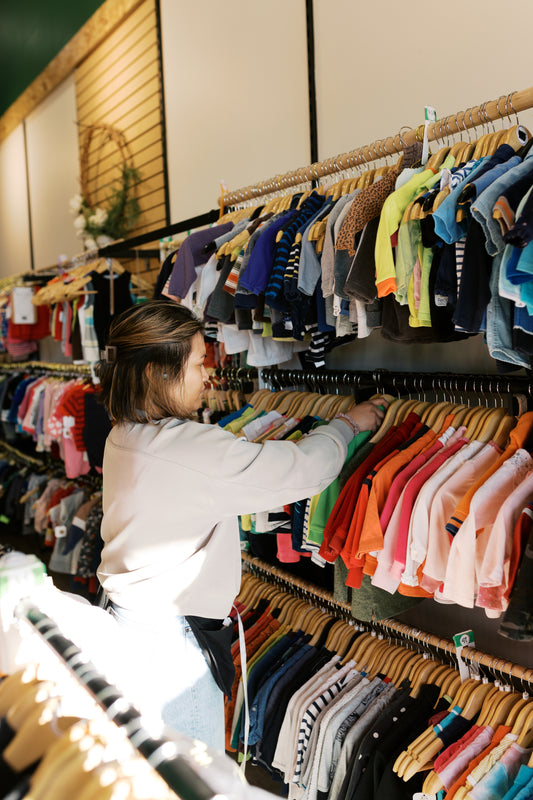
[453,629,476,681]
[422,105,438,166]
[54,525,67,539]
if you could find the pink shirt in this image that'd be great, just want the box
[392,427,468,586]
[406,440,484,588]
[442,449,533,609]
[422,442,502,596]
[379,426,455,531]
[371,430,466,594]
[476,469,533,617]
[398,435,468,586]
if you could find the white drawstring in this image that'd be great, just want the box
[233,606,248,775]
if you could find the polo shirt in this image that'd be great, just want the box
[443,449,533,609]
[446,412,533,538]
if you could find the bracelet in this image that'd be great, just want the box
[334,412,360,437]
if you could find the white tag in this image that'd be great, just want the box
[413,794,437,800]
[54,525,67,539]
[422,105,437,166]
[440,168,453,190]
[453,629,476,681]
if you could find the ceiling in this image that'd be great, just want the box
[0,0,104,119]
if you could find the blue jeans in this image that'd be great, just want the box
[108,602,225,752]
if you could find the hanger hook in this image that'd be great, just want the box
[509,91,520,125]
[496,95,505,129]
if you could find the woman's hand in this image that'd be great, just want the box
[342,397,389,434]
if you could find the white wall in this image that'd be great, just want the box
[160,0,311,220]
[313,0,533,161]
[25,75,81,269]
[0,125,32,276]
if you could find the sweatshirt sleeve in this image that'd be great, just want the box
[148,417,352,518]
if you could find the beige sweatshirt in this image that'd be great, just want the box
[97,417,351,618]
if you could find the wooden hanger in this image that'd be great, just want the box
[425,145,452,173]
[502,124,531,151]
[3,698,81,774]
[393,676,480,777]
[473,407,512,443]
[398,680,496,782]
[0,666,40,716]
[388,650,425,687]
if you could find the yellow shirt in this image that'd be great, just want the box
[375,155,455,297]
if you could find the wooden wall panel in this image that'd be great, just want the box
[75,0,166,279]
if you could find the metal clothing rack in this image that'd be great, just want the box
[259,367,533,408]
[242,553,533,689]
[219,84,533,208]
[97,209,221,260]
[15,600,223,800]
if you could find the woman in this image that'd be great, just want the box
[96,299,386,751]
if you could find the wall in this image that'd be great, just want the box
[25,76,81,270]
[313,0,533,161]
[75,0,167,239]
[160,0,311,220]
[0,127,32,276]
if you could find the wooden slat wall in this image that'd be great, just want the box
[75,0,166,285]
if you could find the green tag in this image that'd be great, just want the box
[453,629,476,681]
[425,105,437,122]
[0,515,10,525]
[452,630,475,648]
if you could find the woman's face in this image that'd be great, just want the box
[178,332,209,414]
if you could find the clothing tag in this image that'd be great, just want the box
[12,286,37,324]
[453,629,476,681]
[440,168,453,191]
[422,105,437,166]
[54,525,67,539]
[413,793,437,800]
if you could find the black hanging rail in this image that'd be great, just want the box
[259,368,533,401]
[98,209,221,259]
[15,601,223,800]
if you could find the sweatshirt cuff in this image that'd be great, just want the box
[325,418,354,447]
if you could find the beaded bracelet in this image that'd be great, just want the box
[334,412,360,437]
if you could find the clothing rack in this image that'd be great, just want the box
[241,552,533,690]
[97,209,221,260]
[259,367,533,405]
[218,84,533,208]
[0,360,91,378]
[0,440,46,469]
[14,600,221,800]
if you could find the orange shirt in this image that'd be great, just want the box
[446,412,533,536]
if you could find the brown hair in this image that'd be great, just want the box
[97,299,204,424]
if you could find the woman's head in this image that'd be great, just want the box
[97,299,207,423]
